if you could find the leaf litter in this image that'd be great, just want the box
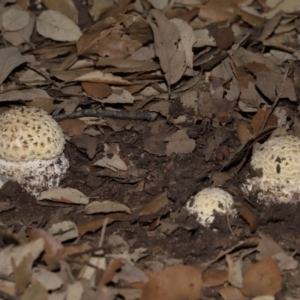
[0,0,300,299]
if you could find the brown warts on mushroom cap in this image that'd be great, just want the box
[243,135,300,203]
[0,106,69,196]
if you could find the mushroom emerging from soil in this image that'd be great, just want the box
[186,187,236,227]
[244,135,300,203]
[0,106,69,196]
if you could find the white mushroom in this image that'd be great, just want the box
[186,187,236,227]
[0,106,69,196]
[244,135,300,203]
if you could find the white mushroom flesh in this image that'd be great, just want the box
[186,187,236,227]
[244,135,300,203]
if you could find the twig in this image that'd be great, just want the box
[53,108,158,122]
[260,64,290,131]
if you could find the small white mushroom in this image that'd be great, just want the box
[186,187,236,227]
[244,135,300,203]
[0,106,69,196]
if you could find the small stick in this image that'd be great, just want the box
[53,108,158,122]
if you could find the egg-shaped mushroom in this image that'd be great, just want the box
[186,187,236,227]
[0,106,69,196]
[244,135,300,203]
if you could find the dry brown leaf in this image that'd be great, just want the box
[165,130,196,156]
[150,10,186,90]
[0,47,26,86]
[59,119,87,138]
[256,71,297,102]
[141,265,202,300]
[41,0,78,24]
[36,10,82,42]
[137,192,169,216]
[89,0,114,21]
[77,17,142,58]
[236,121,253,144]
[215,27,234,50]
[2,6,30,31]
[21,279,48,300]
[171,18,196,69]
[85,200,132,215]
[32,268,63,291]
[226,255,243,288]
[242,257,283,297]
[75,70,132,85]
[0,239,45,276]
[3,16,34,46]
[81,82,112,98]
[0,88,52,102]
[48,221,79,242]
[36,188,89,204]
[202,267,228,287]
[93,154,128,172]
[218,286,245,300]
[28,228,63,255]
[13,255,34,295]
[237,204,259,233]
[251,109,278,134]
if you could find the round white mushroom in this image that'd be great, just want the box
[186,187,236,227]
[0,106,69,196]
[244,135,300,203]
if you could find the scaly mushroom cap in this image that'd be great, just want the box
[186,187,235,227]
[0,106,69,196]
[244,135,300,203]
[0,106,65,161]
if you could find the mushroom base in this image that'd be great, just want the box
[243,177,300,203]
[0,153,69,196]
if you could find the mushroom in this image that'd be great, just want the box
[0,106,69,196]
[244,135,300,203]
[186,187,236,227]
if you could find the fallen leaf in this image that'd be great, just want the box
[150,10,186,90]
[141,265,202,300]
[0,47,26,86]
[75,70,132,85]
[242,257,283,297]
[202,267,228,287]
[0,88,52,102]
[137,192,169,216]
[41,0,78,24]
[237,204,259,233]
[93,154,128,172]
[47,221,79,242]
[59,119,87,138]
[0,239,45,276]
[36,10,82,42]
[2,6,30,31]
[85,200,132,214]
[36,188,89,204]
[32,267,63,291]
[218,286,245,300]
[66,281,83,300]
[165,130,196,156]
[28,228,63,255]
[81,82,112,98]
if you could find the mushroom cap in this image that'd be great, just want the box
[244,135,300,203]
[0,106,65,161]
[251,135,300,179]
[186,187,235,227]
